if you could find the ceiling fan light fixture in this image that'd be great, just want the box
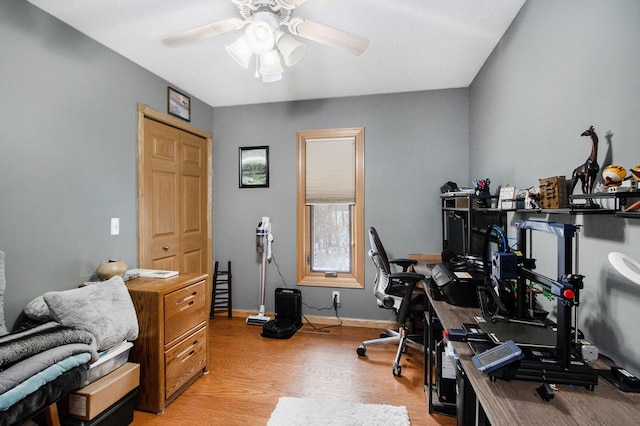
[262,73,283,83]
[245,21,275,54]
[259,50,284,76]
[164,0,370,84]
[276,32,305,67]
[225,36,253,68]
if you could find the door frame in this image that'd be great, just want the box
[136,103,213,307]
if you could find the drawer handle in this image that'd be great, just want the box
[177,292,198,304]
[179,300,195,312]
[162,245,169,251]
[177,341,198,359]
[180,350,195,363]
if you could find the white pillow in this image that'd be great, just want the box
[43,276,139,351]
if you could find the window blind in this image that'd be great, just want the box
[305,137,355,204]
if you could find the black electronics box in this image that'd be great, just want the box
[436,340,456,403]
[430,263,482,308]
[492,252,518,280]
[262,288,302,339]
[60,389,137,426]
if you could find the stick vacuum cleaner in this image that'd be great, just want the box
[246,217,273,326]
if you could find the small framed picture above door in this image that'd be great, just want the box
[239,146,269,188]
[168,87,191,121]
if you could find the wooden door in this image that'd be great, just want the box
[178,130,208,274]
[142,119,181,270]
[138,104,212,287]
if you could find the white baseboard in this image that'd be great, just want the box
[228,309,397,330]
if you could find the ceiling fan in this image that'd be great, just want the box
[162,0,369,82]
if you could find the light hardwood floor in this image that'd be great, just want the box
[132,316,456,425]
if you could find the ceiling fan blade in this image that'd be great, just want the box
[289,18,369,56]
[277,0,308,8]
[163,18,246,47]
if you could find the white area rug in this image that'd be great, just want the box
[267,397,410,426]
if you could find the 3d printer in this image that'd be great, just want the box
[475,220,598,389]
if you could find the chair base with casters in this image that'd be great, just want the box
[357,323,425,377]
[356,227,426,377]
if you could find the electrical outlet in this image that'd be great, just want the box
[332,291,341,308]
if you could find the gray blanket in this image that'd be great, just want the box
[0,322,96,369]
[0,363,87,426]
[0,343,93,395]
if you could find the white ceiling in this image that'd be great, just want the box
[27,0,525,108]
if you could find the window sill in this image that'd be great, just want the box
[298,275,363,289]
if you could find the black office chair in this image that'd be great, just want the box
[357,227,425,377]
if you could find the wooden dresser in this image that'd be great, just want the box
[126,273,208,413]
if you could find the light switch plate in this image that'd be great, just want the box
[110,218,120,235]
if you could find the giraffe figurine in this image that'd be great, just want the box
[570,126,599,194]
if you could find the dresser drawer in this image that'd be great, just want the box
[126,273,208,413]
[164,280,206,344]
[165,326,207,400]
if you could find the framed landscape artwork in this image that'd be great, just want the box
[239,146,269,188]
[168,87,191,121]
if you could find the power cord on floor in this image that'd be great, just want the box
[271,253,343,331]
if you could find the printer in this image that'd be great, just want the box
[429,261,483,308]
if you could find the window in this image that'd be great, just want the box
[296,128,364,288]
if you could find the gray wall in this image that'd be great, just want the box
[212,91,468,320]
[0,0,214,330]
[470,0,640,375]
[7,0,635,378]
[1,0,467,329]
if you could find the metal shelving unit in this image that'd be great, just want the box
[570,191,640,217]
[424,309,456,417]
[514,191,640,217]
[441,193,507,256]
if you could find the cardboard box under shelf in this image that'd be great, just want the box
[539,176,569,209]
[455,197,469,208]
[60,389,137,426]
[59,362,140,421]
[443,197,482,209]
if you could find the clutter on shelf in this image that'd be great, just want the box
[570,125,600,195]
[473,178,492,208]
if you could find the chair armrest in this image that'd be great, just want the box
[389,258,417,272]
[394,273,424,324]
[390,272,425,284]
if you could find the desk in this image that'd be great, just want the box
[419,264,640,425]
